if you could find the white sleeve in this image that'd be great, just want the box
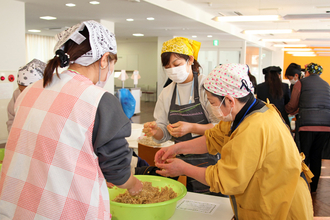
[6,88,21,133]
[153,84,174,143]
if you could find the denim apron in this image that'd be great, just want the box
[168,73,219,192]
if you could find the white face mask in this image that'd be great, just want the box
[164,60,190,83]
[289,78,298,85]
[96,59,112,88]
[210,98,233,122]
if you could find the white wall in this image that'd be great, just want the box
[0,0,25,143]
[116,39,158,100]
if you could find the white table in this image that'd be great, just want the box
[170,192,233,220]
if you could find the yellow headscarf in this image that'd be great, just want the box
[161,37,201,60]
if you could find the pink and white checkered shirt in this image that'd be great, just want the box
[0,70,111,220]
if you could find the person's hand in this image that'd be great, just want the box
[155,158,186,177]
[154,145,178,164]
[143,121,158,137]
[107,182,115,188]
[127,178,143,196]
[167,121,192,138]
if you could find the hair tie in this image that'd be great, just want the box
[55,49,70,68]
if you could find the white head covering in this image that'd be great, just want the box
[204,63,254,98]
[53,20,117,66]
[17,59,46,86]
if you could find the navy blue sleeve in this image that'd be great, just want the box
[92,92,133,185]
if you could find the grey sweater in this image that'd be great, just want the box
[92,92,132,185]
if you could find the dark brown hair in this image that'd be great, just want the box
[43,26,117,87]
[161,52,201,74]
[265,69,283,99]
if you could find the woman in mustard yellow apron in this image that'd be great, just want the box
[154,63,313,220]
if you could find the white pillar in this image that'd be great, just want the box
[241,41,246,64]
[100,20,115,95]
[0,0,25,143]
[0,0,25,70]
[157,36,172,97]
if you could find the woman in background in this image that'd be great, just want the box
[0,20,142,219]
[257,66,291,128]
[6,59,46,133]
[143,37,220,193]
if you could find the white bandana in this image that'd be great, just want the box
[204,63,254,98]
[54,20,117,66]
[17,59,46,86]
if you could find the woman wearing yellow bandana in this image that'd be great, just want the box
[143,37,220,193]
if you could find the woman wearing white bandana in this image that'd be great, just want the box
[155,64,313,220]
[6,58,46,133]
[0,21,142,220]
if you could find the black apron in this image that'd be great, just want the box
[168,73,219,193]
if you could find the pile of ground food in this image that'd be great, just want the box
[137,136,161,146]
[113,181,177,204]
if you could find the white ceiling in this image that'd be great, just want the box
[17,0,330,47]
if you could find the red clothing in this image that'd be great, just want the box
[285,80,330,132]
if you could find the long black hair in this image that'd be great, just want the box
[264,66,283,99]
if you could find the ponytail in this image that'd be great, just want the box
[43,26,91,88]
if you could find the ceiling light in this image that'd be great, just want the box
[207,35,213,38]
[133,33,144,37]
[311,44,330,47]
[192,35,197,38]
[126,18,134,21]
[262,39,300,42]
[313,48,330,51]
[212,15,280,22]
[65,3,76,7]
[283,14,330,20]
[243,29,293,34]
[40,16,57,20]
[28,29,41,33]
[286,51,315,54]
[282,48,312,51]
[293,54,316,57]
[146,17,154,20]
[316,51,330,53]
[297,29,330,33]
[89,1,100,5]
[273,44,307,47]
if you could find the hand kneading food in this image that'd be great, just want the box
[113,181,177,204]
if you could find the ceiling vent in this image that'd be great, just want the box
[234,11,243,16]
[283,14,330,20]
[259,8,279,11]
